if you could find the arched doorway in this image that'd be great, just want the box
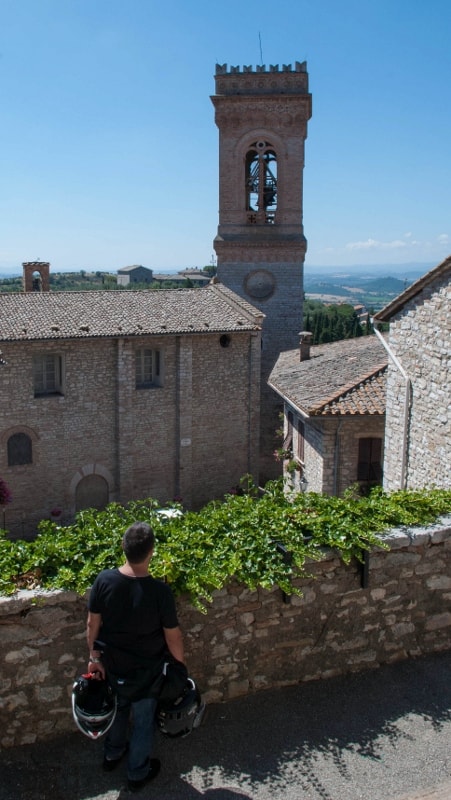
[75,474,109,512]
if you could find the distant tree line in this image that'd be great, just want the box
[0,266,216,293]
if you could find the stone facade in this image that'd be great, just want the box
[0,284,262,537]
[1,518,450,749]
[374,256,451,491]
[289,414,385,496]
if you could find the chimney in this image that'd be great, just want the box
[23,261,50,293]
[299,331,313,361]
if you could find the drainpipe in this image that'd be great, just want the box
[371,323,411,489]
[247,333,254,475]
[333,418,343,495]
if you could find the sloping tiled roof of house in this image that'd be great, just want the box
[373,254,451,322]
[269,335,388,416]
[117,265,152,274]
[320,368,386,415]
[0,283,263,342]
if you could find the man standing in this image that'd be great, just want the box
[86,521,185,792]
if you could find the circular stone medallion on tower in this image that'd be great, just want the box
[244,269,276,299]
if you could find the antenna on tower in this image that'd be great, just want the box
[258,32,263,65]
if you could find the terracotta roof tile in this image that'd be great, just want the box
[0,284,263,342]
[317,368,386,415]
[269,335,388,416]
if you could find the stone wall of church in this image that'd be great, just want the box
[0,330,261,538]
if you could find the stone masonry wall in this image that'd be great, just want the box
[0,329,260,536]
[1,519,451,749]
[295,415,385,496]
[383,273,451,491]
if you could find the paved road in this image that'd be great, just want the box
[403,787,451,800]
[2,651,451,800]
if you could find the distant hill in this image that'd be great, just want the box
[304,262,432,280]
[303,267,429,310]
[361,276,408,293]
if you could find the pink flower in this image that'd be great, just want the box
[0,477,12,506]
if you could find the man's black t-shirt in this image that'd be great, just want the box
[88,569,179,670]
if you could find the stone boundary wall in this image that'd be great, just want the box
[1,519,451,749]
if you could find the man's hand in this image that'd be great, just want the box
[87,659,106,679]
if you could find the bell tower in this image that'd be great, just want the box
[211,62,312,480]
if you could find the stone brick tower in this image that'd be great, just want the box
[23,261,50,292]
[211,62,312,481]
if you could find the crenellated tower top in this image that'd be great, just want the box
[214,61,309,95]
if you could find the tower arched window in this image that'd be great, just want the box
[32,271,43,292]
[245,141,277,224]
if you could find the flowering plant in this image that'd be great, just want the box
[273,448,292,462]
[0,477,12,506]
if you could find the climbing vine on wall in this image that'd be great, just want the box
[0,478,450,608]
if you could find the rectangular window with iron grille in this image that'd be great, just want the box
[135,348,162,388]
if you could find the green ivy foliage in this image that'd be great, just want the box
[0,479,450,609]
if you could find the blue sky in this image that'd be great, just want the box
[1,0,450,274]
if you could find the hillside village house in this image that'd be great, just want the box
[116,264,154,286]
[269,334,388,495]
[373,255,451,491]
[152,269,211,287]
[0,263,263,538]
[117,265,211,288]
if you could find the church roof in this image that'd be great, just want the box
[0,283,263,342]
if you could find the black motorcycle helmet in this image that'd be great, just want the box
[72,673,117,740]
[157,677,205,738]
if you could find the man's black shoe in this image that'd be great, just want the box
[127,758,161,792]
[103,745,128,772]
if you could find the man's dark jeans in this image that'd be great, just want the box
[104,693,158,781]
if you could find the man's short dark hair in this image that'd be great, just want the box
[122,522,155,564]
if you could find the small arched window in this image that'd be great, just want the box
[7,433,33,466]
[245,141,277,224]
